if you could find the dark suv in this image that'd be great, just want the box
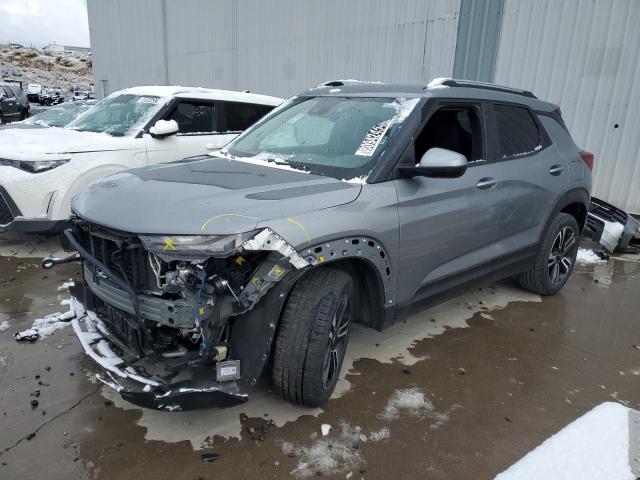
[0,82,29,123]
[50,79,592,411]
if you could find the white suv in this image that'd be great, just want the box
[0,86,282,232]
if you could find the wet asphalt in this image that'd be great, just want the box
[0,233,638,480]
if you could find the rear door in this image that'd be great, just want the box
[489,102,570,257]
[394,100,503,304]
[215,100,275,150]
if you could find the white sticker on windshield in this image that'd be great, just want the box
[355,120,391,156]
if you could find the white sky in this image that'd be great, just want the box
[0,0,90,48]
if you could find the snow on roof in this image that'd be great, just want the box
[119,85,283,106]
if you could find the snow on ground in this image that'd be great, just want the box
[0,320,9,332]
[576,248,607,265]
[379,387,451,429]
[282,421,393,478]
[13,297,84,341]
[495,402,636,480]
[58,280,75,291]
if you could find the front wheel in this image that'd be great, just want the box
[272,267,354,407]
[518,213,579,295]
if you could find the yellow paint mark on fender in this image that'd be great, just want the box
[200,213,259,231]
[163,238,176,252]
[287,217,311,245]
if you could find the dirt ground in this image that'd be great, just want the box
[0,233,638,480]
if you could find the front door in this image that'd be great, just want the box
[394,101,503,305]
[144,99,236,165]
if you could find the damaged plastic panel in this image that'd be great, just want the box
[56,221,312,410]
[584,197,640,253]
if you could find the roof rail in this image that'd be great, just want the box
[321,80,345,87]
[440,79,537,99]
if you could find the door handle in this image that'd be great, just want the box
[476,177,498,190]
[549,165,564,176]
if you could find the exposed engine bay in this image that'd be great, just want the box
[53,218,310,411]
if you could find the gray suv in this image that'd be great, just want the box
[52,79,592,411]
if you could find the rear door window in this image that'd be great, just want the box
[218,102,274,133]
[166,101,216,134]
[493,104,543,158]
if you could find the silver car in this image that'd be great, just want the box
[50,79,592,410]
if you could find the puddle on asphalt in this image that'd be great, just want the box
[101,281,541,448]
[0,232,64,259]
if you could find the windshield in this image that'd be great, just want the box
[26,103,91,127]
[225,96,421,181]
[67,93,162,136]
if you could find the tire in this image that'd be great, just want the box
[272,267,354,407]
[518,213,579,295]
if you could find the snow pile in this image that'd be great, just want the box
[576,248,607,266]
[380,387,450,428]
[13,297,84,342]
[0,320,9,332]
[282,422,366,478]
[368,427,391,442]
[390,97,421,123]
[58,280,75,291]
[217,150,310,174]
[342,176,368,185]
[426,77,451,89]
[495,402,635,480]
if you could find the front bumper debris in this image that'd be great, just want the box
[584,197,640,253]
[72,308,249,411]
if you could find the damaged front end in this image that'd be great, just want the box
[54,220,309,411]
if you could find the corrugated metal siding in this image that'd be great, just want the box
[87,0,167,96]
[494,0,640,213]
[88,0,461,99]
[453,0,504,82]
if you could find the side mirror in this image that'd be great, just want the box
[149,119,179,139]
[398,147,467,179]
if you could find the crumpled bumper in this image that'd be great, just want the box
[72,309,249,411]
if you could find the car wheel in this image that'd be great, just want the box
[518,213,579,295]
[272,267,354,407]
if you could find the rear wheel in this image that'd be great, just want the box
[272,267,353,407]
[518,213,579,295]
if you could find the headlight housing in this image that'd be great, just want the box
[0,158,70,173]
[139,230,259,262]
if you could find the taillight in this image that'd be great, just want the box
[579,150,594,170]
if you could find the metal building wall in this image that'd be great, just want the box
[88,0,461,99]
[87,0,167,97]
[494,0,640,213]
[453,0,504,82]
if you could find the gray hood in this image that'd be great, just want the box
[72,157,362,235]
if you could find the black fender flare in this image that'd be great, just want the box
[231,235,394,384]
[539,188,590,243]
